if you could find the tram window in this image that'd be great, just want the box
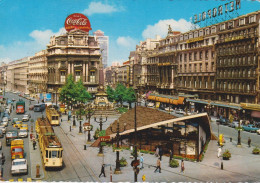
[58,151,60,158]
[61,150,63,158]
[46,150,48,158]
[49,151,51,158]
[51,151,58,158]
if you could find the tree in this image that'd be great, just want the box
[114,83,127,107]
[59,74,76,109]
[124,87,136,108]
[106,86,115,102]
[75,78,91,103]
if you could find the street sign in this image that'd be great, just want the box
[84,126,91,131]
[100,136,110,142]
[99,130,106,137]
[83,123,90,126]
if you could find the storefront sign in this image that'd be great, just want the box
[100,136,110,142]
[65,13,92,32]
[193,0,241,24]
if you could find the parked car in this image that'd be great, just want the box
[29,105,34,110]
[165,107,174,112]
[11,159,28,175]
[242,124,259,133]
[0,130,3,138]
[3,113,11,121]
[216,117,230,125]
[231,121,239,128]
[0,125,6,133]
[147,102,154,107]
[22,115,30,122]
[13,121,22,129]
[18,129,28,138]
[175,109,185,115]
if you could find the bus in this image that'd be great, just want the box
[6,130,18,146]
[16,100,25,114]
[34,103,45,112]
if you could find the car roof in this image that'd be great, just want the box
[13,158,26,162]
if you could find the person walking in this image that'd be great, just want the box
[33,139,36,150]
[99,164,106,177]
[217,146,222,158]
[140,154,144,169]
[159,146,163,161]
[155,146,159,157]
[154,158,161,173]
[169,149,173,162]
[248,137,251,147]
[180,160,185,173]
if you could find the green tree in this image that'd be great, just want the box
[59,74,76,109]
[75,78,91,103]
[114,83,127,107]
[124,87,136,108]
[106,85,115,102]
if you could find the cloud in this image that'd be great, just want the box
[142,19,194,39]
[83,2,124,16]
[116,36,137,48]
[0,28,66,63]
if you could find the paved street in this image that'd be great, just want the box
[1,93,260,182]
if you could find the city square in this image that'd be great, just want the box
[0,0,260,182]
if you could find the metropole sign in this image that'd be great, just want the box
[193,0,241,24]
[65,13,92,32]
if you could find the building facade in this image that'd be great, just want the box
[94,30,109,68]
[46,29,101,97]
[28,50,48,97]
[6,57,30,94]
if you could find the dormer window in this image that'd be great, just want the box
[189,32,193,39]
[239,18,245,26]
[249,15,256,23]
[206,28,210,35]
[228,21,234,29]
[211,26,216,33]
[220,24,225,31]
[199,30,204,36]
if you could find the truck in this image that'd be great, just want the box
[11,139,24,159]
[16,100,25,114]
[242,124,259,133]
[5,130,18,146]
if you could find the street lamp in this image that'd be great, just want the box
[133,101,138,182]
[94,114,108,156]
[110,120,126,174]
[237,110,242,147]
[86,104,95,143]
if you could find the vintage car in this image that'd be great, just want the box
[22,115,30,122]
[216,117,230,125]
[242,124,259,133]
[11,159,28,175]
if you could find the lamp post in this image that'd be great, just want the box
[94,115,108,156]
[134,101,138,182]
[86,104,95,143]
[110,120,126,174]
[237,110,242,147]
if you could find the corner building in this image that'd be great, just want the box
[46,29,101,95]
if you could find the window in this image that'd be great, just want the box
[60,40,65,45]
[205,81,208,89]
[200,64,202,72]
[60,71,66,83]
[75,71,81,82]
[51,151,58,158]
[194,81,197,88]
[76,49,81,53]
[200,51,203,59]
[90,71,95,83]
[199,30,204,36]
[239,18,245,26]
[228,21,234,29]
[249,15,256,23]
[220,24,225,31]
[206,63,208,71]
[212,81,214,89]
[211,26,216,33]
[206,28,210,35]
[189,32,193,39]
[205,50,208,59]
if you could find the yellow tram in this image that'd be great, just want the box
[46,106,60,126]
[36,117,63,168]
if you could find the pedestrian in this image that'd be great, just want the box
[180,160,185,173]
[159,146,163,160]
[169,149,173,162]
[154,158,161,173]
[140,154,144,169]
[248,137,251,147]
[217,146,222,158]
[99,164,106,177]
[142,174,146,181]
[155,146,159,157]
[33,139,36,150]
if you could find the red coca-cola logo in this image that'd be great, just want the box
[65,13,92,32]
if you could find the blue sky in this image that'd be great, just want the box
[0,0,259,66]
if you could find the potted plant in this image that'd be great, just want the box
[169,159,179,168]
[119,157,128,167]
[222,150,231,160]
[252,147,260,155]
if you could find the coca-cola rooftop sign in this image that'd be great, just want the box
[65,13,92,32]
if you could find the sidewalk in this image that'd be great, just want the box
[29,128,45,180]
[58,114,260,182]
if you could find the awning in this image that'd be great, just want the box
[177,97,184,105]
[172,100,179,105]
[251,111,260,118]
[241,103,260,111]
[186,99,209,104]
[211,103,242,110]
[147,95,156,100]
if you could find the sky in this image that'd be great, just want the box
[0,0,259,66]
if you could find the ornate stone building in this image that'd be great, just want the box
[46,29,101,97]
